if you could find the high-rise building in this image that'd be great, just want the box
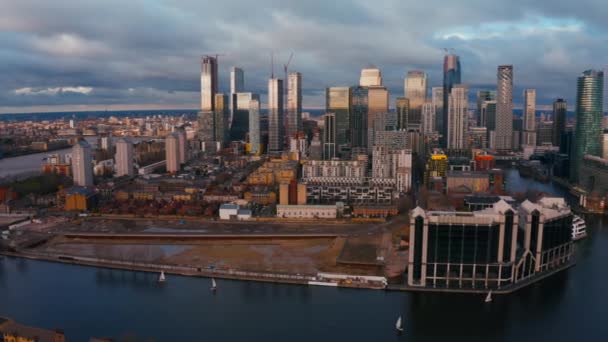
[323,113,336,160]
[359,67,382,87]
[484,101,497,149]
[72,140,93,187]
[230,67,244,94]
[214,93,229,145]
[537,121,554,146]
[200,56,218,112]
[287,71,302,139]
[396,97,410,130]
[165,133,180,173]
[350,86,368,152]
[309,130,322,160]
[230,92,260,141]
[476,90,495,127]
[442,54,461,147]
[175,127,187,164]
[522,89,537,147]
[114,138,134,177]
[248,99,261,155]
[326,87,352,155]
[571,70,604,183]
[432,87,444,133]
[495,65,514,150]
[367,86,389,153]
[553,99,567,147]
[405,71,427,125]
[268,78,284,153]
[421,102,435,134]
[447,85,468,149]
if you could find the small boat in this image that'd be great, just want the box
[485,290,493,303]
[395,316,403,333]
[210,278,217,291]
[572,215,587,241]
[158,271,166,283]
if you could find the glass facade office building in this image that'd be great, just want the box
[326,87,352,157]
[442,54,461,147]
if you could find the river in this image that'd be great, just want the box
[0,169,607,341]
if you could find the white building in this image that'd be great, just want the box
[522,89,537,148]
[72,140,93,187]
[219,203,239,220]
[359,67,383,87]
[286,71,302,138]
[447,85,468,149]
[114,138,134,177]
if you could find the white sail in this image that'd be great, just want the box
[396,316,403,331]
[485,290,492,303]
[211,278,217,290]
[158,271,166,282]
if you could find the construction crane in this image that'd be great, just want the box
[283,52,294,84]
[442,48,455,54]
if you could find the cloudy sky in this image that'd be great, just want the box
[1,0,606,114]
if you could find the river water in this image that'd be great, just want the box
[0,169,607,341]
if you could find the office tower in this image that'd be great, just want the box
[495,65,514,150]
[351,86,368,151]
[72,140,93,187]
[367,86,389,153]
[522,89,537,147]
[309,130,322,160]
[476,90,496,126]
[442,54,461,147]
[229,67,245,132]
[200,56,218,112]
[553,99,567,147]
[447,85,468,149]
[323,113,336,160]
[248,99,261,155]
[571,70,604,183]
[327,87,353,156]
[268,78,284,153]
[214,93,229,145]
[432,87,444,133]
[421,102,435,134]
[482,101,497,148]
[405,71,427,124]
[114,138,133,177]
[287,71,303,139]
[359,67,382,87]
[230,92,260,141]
[165,133,180,173]
[175,127,187,164]
[396,97,410,130]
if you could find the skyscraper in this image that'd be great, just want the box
[571,70,604,183]
[230,92,259,141]
[323,113,336,160]
[350,86,368,151]
[447,85,468,149]
[230,67,244,132]
[165,133,180,173]
[432,87,444,133]
[396,97,410,130]
[248,99,261,155]
[421,102,435,134]
[367,86,389,153]
[175,127,187,164]
[495,65,514,150]
[287,71,303,139]
[359,67,382,87]
[214,93,229,145]
[114,138,134,177]
[483,100,497,148]
[476,90,496,127]
[327,87,352,155]
[200,56,218,112]
[72,140,93,187]
[442,54,461,147]
[268,78,284,153]
[522,89,537,147]
[553,98,567,147]
[405,71,427,124]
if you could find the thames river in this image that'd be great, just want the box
[1,170,607,341]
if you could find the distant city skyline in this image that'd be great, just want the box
[1,1,607,113]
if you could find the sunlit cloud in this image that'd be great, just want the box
[14,86,94,96]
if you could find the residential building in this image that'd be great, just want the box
[287,71,303,139]
[522,89,537,147]
[432,87,444,133]
[552,98,567,147]
[248,99,262,155]
[214,93,229,144]
[72,140,93,187]
[476,90,496,127]
[405,70,427,124]
[165,133,180,173]
[230,67,245,133]
[323,113,336,160]
[421,102,435,134]
[571,70,604,183]
[496,65,514,150]
[447,85,468,149]
[114,138,134,177]
[442,54,461,147]
[175,127,187,164]
[268,78,284,153]
[277,204,338,219]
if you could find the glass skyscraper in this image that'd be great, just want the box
[476,90,495,127]
[396,97,410,130]
[495,65,514,150]
[442,54,461,147]
[350,86,368,152]
[552,99,567,147]
[405,70,427,125]
[326,87,352,157]
[200,56,218,112]
[571,70,604,183]
[230,92,259,141]
[268,78,284,153]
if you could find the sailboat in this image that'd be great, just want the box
[210,278,217,291]
[395,316,404,333]
[158,271,166,283]
[485,290,493,303]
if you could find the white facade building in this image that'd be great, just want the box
[114,138,134,177]
[72,140,93,187]
[447,85,468,149]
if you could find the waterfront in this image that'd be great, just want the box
[1,171,607,341]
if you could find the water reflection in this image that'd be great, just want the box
[94,268,166,293]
